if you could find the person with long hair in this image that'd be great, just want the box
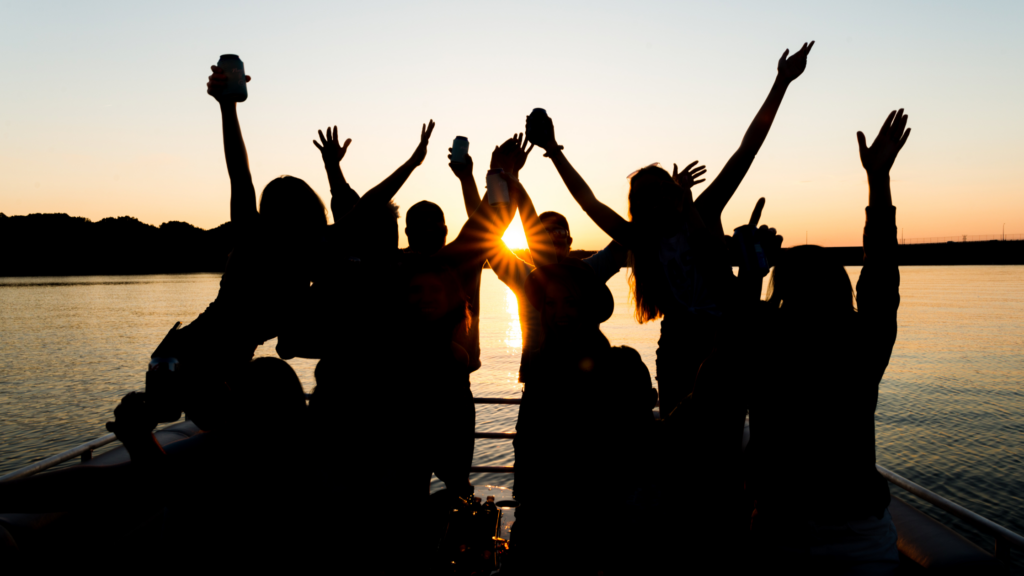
[148,64,328,430]
[527,42,814,417]
[746,110,910,574]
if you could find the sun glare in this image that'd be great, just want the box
[501,212,529,250]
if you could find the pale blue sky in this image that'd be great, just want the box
[2,0,1021,247]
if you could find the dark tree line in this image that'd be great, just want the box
[0,213,234,277]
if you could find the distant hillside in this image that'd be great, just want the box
[3,212,1023,277]
[0,213,233,277]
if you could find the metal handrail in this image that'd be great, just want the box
[0,433,119,483]
[877,465,1024,559]
[5,402,1022,562]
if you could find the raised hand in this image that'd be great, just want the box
[510,132,534,175]
[857,109,911,176]
[525,113,558,151]
[490,135,533,176]
[672,161,708,190]
[409,120,436,166]
[448,148,474,179]
[776,41,814,83]
[207,65,251,103]
[313,126,352,165]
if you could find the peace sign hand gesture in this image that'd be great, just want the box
[407,120,436,167]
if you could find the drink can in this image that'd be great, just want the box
[451,136,469,164]
[217,54,248,102]
[526,108,550,148]
[733,225,770,276]
[486,169,510,207]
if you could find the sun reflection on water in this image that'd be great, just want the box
[503,285,522,350]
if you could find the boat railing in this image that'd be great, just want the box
[2,395,1022,560]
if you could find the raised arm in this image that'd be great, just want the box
[527,114,634,246]
[855,109,909,378]
[340,120,435,226]
[448,146,481,217]
[507,174,558,269]
[858,109,909,209]
[437,182,519,270]
[694,42,814,236]
[207,65,257,234]
[313,125,356,221]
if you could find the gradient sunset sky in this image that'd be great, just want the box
[2,0,1021,249]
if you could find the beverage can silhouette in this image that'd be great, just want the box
[451,136,469,164]
[526,108,549,147]
[486,169,510,207]
[217,54,247,102]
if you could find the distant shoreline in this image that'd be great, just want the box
[3,212,1023,277]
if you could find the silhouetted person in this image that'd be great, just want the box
[400,261,475,496]
[530,42,815,419]
[453,135,628,381]
[745,110,910,575]
[512,261,656,573]
[0,358,310,566]
[150,64,329,430]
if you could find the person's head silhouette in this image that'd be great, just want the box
[767,246,856,318]
[405,201,448,255]
[538,211,573,259]
[627,164,684,231]
[258,175,328,243]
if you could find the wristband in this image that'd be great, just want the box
[542,145,565,158]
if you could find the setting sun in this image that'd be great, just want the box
[501,211,529,250]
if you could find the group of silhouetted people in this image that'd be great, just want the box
[1,40,917,575]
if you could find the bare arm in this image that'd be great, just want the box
[524,113,634,245]
[313,125,356,220]
[207,66,257,233]
[508,175,557,269]
[448,148,481,217]
[695,42,814,235]
[437,184,519,270]
[340,120,435,227]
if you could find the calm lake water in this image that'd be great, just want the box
[1,267,1023,558]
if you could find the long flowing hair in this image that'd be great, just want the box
[626,165,679,323]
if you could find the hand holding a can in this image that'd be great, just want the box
[206,65,251,103]
[448,147,474,180]
[525,109,560,152]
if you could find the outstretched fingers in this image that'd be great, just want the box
[422,120,436,142]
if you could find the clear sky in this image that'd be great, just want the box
[2,0,1022,248]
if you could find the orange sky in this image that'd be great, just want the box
[2,1,1022,249]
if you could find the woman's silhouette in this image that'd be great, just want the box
[746,110,910,574]
[529,42,814,417]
